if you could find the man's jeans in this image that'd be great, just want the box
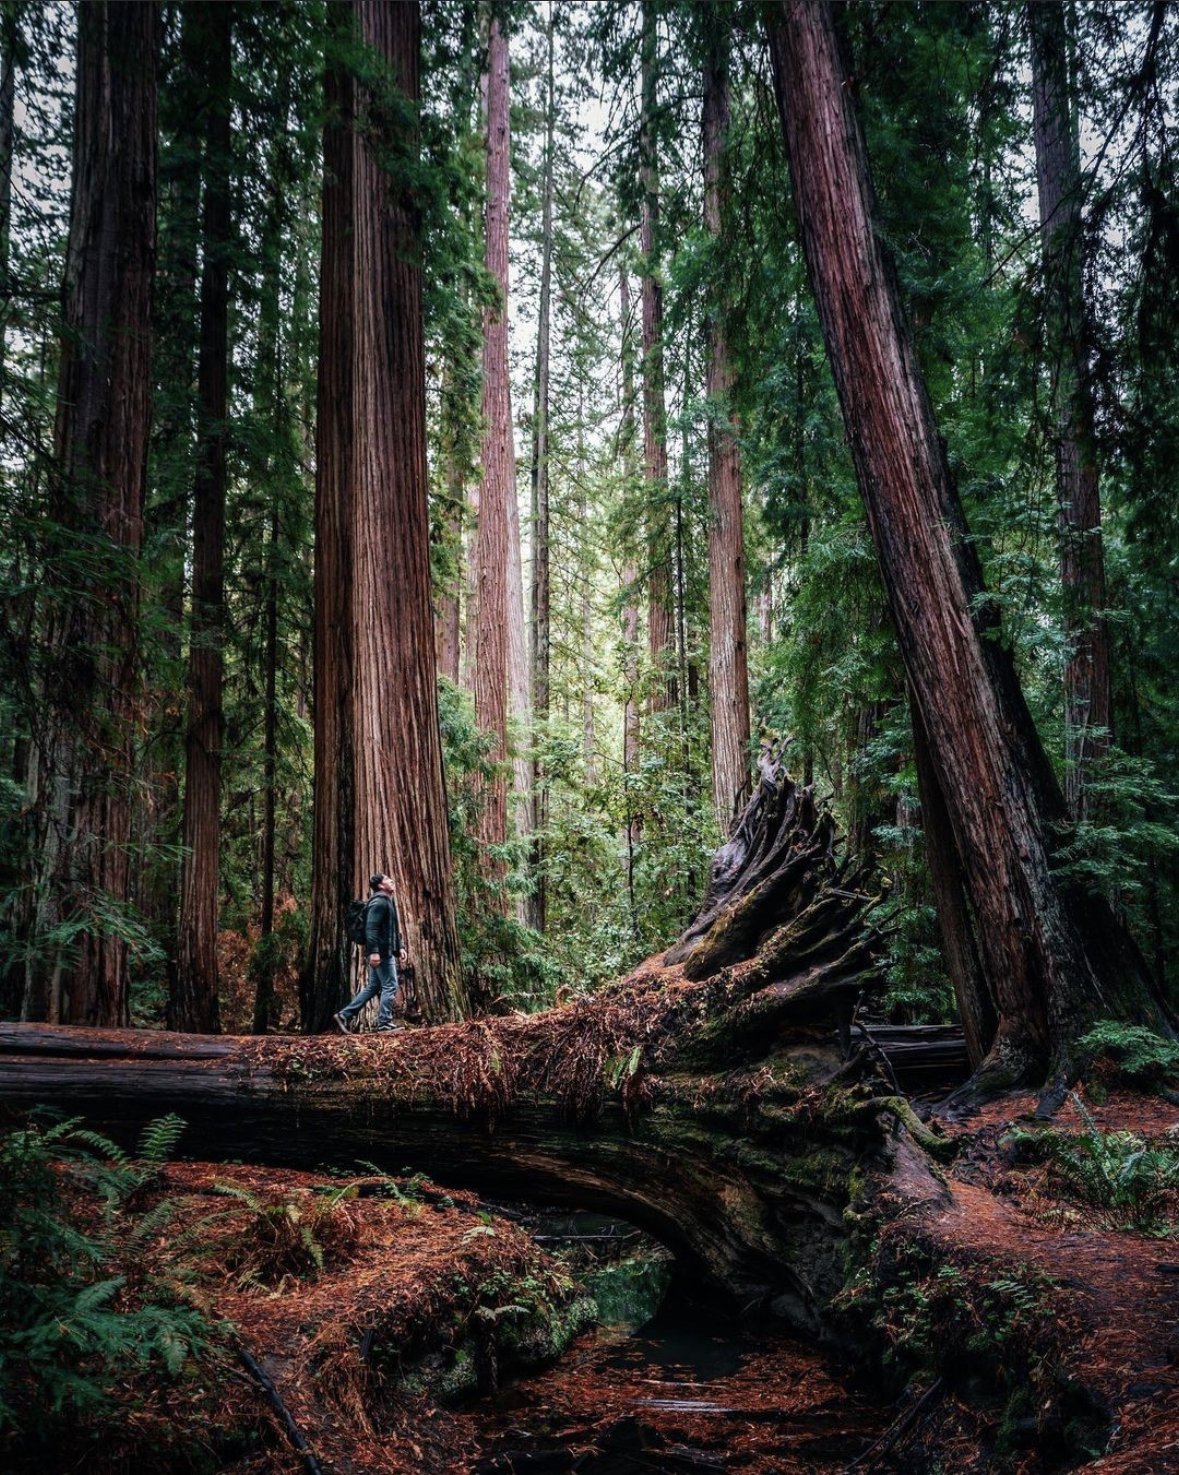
[339,957,398,1030]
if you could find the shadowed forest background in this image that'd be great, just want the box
[6,0,1179,1468]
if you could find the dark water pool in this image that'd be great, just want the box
[469,1304,889,1473]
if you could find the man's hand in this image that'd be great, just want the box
[399,949,408,965]
[368,953,380,967]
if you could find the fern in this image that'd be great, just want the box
[1080,1020,1179,1089]
[136,1113,186,1165]
[0,1111,212,1442]
[1009,1092,1179,1231]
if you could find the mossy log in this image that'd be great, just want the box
[0,769,948,1338]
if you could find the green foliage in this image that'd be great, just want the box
[1008,1094,1179,1232]
[1079,1021,1179,1089]
[438,678,556,1006]
[0,1112,209,1441]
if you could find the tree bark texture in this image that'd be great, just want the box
[766,0,1170,1086]
[909,697,996,1070]
[28,1,158,1028]
[0,5,16,412]
[528,9,555,934]
[703,22,751,835]
[308,1,467,1028]
[0,767,928,1338]
[640,2,674,712]
[303,4,358,1032]
[172,1,231,1036]
[472,15,514,878]
[619,267,642,895]
[1028,0,1112,820]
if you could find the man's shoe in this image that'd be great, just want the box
[377,1024,400,1034]
[333,1012,351,1034]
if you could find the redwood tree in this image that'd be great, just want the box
[1029,0,1112,820]
[303,0,466,1029]
[767,0,1171,1088]
[639,1,673,712]
[171,1,231,1034]
[27,1,158,1027]
[702,12,750,832]
[470,14,513,878]
[528,6,556,933]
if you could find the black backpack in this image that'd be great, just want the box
[344,898,370,948]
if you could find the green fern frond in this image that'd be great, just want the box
[136,1114,186,1166]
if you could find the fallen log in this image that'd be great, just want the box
[0,768,949,1338]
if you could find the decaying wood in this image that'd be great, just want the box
[0,767,942,1338]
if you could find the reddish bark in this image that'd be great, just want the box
[302,3,357,1031]
[703,21,751,832]
[29,1,158,1028]
[471,16,514,876]
[528,9,555,933]
[1029,0,1112,819]
[766,0,1170,1085]
[172,1,231,1035]
[305,1,466,1028]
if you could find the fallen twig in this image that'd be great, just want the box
[843,1377,944,1473]
[237,1345,324,1475]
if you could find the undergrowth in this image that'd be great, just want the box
[1007,1092,1179,1233]
[0,1111,213,1446]
[1079,1020,1179,1094]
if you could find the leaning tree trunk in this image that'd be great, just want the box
[767,0,1171,1092]
[0,764,938,1338]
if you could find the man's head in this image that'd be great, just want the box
[369,873,394,896]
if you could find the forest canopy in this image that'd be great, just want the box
[1,0,1178,1080]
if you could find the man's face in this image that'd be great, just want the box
[379,876,395,896]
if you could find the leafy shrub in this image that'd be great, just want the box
[1079,1020,1179,1091]
[0,1112,209,1441]
[1008,1093,1179,1232]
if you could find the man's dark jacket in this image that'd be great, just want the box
[365,892,401,960]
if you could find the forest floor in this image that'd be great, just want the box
[862,1085,1179,1473]
[6,1082,1179,1472]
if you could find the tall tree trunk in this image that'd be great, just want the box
[703,22,751,833]
[138,3,203,951]
[252,127,290,1036]
[619,266,641,921]
[640,1,673,712]
[305,1,467,1028]
[1028,0,1112,820]
[302,6,362,1032]
[254,500,281,1034]
[767,0,1170,1089]
[0,4,17,413]
[26,1,158,1028]
[471,15,513,883]
[527,6,555,935]
[171,1,231,1035]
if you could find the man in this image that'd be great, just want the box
[334,873,407,1035]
